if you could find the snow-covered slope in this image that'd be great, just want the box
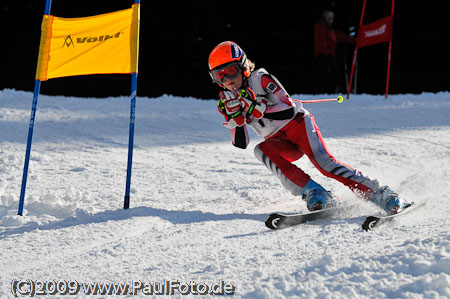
[1,89,449,298]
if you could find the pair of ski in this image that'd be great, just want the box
[265,199,428,231]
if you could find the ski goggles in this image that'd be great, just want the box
[210,62,241,84]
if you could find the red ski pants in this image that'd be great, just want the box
[254,113,379,197]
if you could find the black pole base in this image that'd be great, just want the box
[124,195,130,209]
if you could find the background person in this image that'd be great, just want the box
[314,10,356,93]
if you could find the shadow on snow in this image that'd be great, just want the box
[0,206,268,240]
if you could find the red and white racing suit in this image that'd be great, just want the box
[219,68,380,198]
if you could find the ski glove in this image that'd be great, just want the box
[218,90,246,129]
[237,88,266,120]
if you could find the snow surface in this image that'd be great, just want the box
[0,88,449,298]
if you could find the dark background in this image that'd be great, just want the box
[1,0,448,99]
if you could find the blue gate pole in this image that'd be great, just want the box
[18,80,41,215]
[124,0,140,209]
[124,72,138,209]
[18,0,52,216]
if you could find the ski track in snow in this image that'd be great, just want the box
[1,89,449,298]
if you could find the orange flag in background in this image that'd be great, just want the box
[356,15,393,48]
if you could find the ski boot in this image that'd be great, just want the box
[374,186,410,215]
[302,179,334,211]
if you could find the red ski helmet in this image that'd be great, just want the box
[208,41,251,84]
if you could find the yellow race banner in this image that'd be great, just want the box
[36,4,140,80]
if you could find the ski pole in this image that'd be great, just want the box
[291,96,344,104]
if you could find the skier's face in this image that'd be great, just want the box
[222,73,243,91]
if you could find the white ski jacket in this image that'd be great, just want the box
[224,68,309,148]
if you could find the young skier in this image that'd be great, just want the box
[208,41,409,214]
